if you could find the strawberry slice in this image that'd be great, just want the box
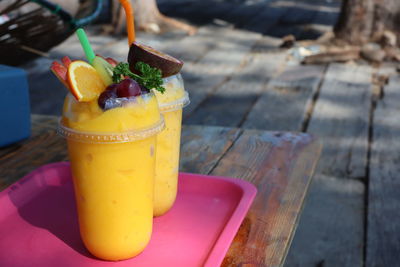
[105,57,118,67]
[95,54,119,67]
[61,56,72,68]
[50,61,69,89]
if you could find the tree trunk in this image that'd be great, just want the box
[112,0,196,35]
[132,0,162,32]
[334,0,400,46]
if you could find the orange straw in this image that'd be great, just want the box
[119,0,135,45]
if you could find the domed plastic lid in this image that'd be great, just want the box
[158,91,190,113]
[158,73,190,113]
[57,116,165,144]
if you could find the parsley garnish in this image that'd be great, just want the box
[112,62,165,93]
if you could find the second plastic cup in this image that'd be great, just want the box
[153,74,190,216]
[59,92,164,260]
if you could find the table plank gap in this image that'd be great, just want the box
[308,63,373,179]
[180,125,243,175]
[242,64,327,132]
[182,28,263,118]
[366,72,400,267]
[182,2,294,119]
[286,63,373,267]
[300,64,329,132]
[184,52,286,127]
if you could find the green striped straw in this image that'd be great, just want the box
[76,28,95,64]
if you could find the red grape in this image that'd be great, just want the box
[106,83,118,93]
[98,89,117,110]
[116,78,142,97]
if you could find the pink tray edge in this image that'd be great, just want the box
[180,173,257,267]
[0,162,257,267]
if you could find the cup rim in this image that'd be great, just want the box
[57,116,165,144]
[158,91,190,113]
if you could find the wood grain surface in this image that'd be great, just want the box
[243,64,326,131]
[0,116,67,190]
[307,63,372,179]
[180,125,241,174]
[211,131,321,266]
[182,27,262,118]
[367,73,400,267]
[286,63,372,267]
[0,115,321,267]
[185,52,286,127]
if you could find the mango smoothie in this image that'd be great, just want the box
[152,73,189,216]
[59,92,164,261]
[52,14,186,257]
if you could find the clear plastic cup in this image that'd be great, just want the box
[58,92,164,261]
[152,73,190,216]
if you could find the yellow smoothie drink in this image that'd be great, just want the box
[152,74,189,216]
[59,92,164,261]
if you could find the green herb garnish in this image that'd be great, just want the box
[112,62,165,93]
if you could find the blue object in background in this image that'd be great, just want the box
[0,65,31,147]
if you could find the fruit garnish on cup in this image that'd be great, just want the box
[50,60,69,89]
[67,60,105,102]
[92,56,114,86]
[50,27,166,115]
[128,42,183,78]
[113,62,165,93]
[96,62,166,111]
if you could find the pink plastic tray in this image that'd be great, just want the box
[0,162,257,267]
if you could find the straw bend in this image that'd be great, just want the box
[76,28,95,64]
[119,0,136,46]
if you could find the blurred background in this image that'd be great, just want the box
[1,0,399,266]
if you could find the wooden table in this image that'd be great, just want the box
[0,115,321,266]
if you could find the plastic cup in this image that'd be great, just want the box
[152,73,190,216]
[58,92,164,261]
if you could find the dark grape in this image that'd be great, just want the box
[98,89,117,110]
[116,78,141,97]
[106,83,119,93]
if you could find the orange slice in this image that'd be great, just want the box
[67,60,105,102]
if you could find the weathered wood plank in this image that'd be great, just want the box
[185,52,286,127]
[286,63,372,267]
[182,27,262,118]
[179,3,292,119]
[242,64,326,131]
[0,132,67,191]
[307,63,372,179]
[180,125,242,174]
[285,175,365,267]
[0,115,61,159]
[210,131,322,266]
[161,25,244,64]
[367,73,400,267]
